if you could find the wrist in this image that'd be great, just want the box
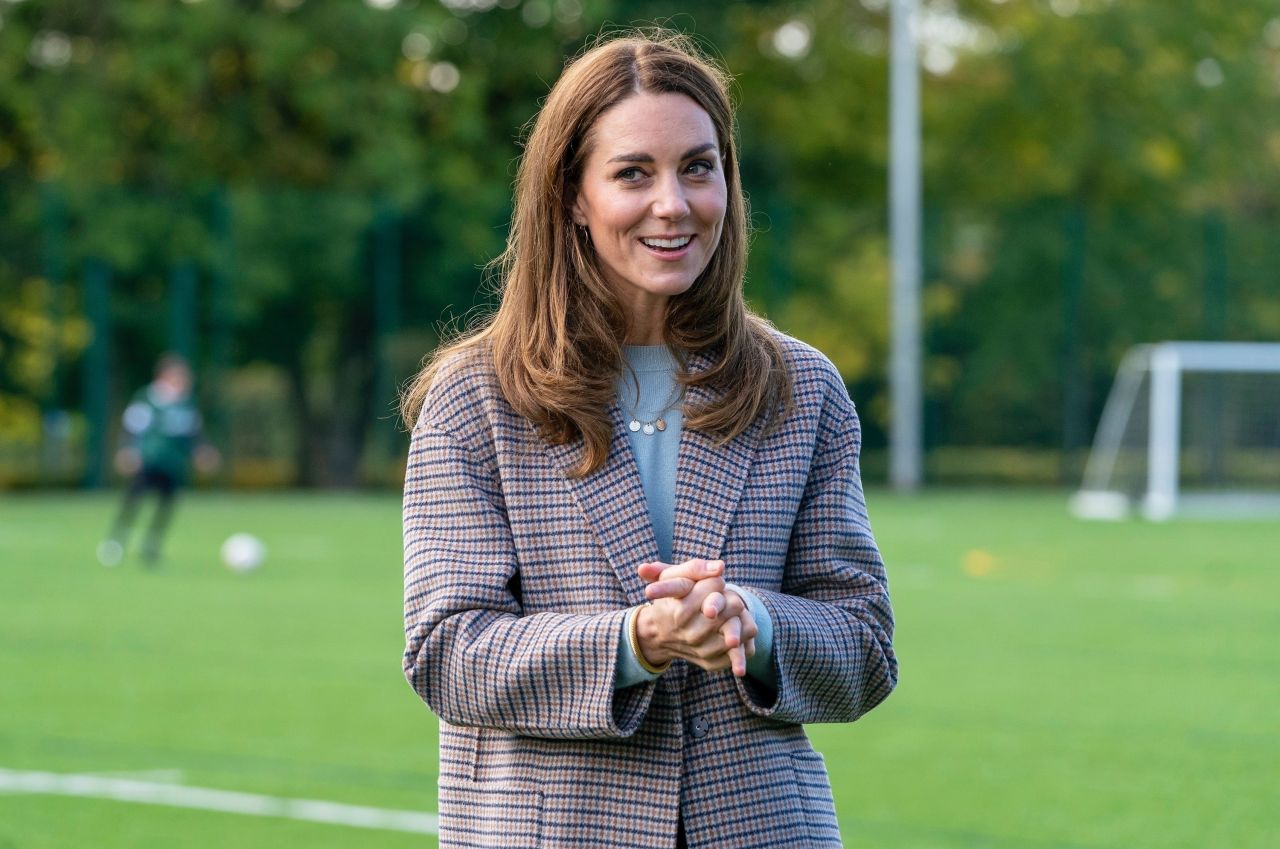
[633,604,672,671]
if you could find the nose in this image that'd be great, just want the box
[652,172,690,221]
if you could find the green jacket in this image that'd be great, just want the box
[121,385,202,480]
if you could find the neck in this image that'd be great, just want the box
[623,310,666,346]
[618,291,668,345]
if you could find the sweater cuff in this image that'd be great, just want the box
[727,583,777,688]
[614,606,662,689]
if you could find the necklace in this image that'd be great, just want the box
[626,413,668,436]
[620,386,682,437]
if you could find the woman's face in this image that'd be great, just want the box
[572,91,727,334]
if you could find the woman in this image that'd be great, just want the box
[401,30,897,849]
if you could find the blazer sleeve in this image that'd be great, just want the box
[402,421,655,739]
[732,399,898,724]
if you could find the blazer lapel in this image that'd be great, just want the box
[546,404,658,606]
[670,351,764,564]
[544,349,763,599]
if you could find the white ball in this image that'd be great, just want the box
[221,533,266,572]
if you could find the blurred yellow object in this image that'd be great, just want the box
[962,549,996,578]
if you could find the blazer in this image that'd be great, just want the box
[403,331,898,849]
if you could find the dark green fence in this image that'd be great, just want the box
[2,178,1277,489]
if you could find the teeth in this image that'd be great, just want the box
[642,236,692,249]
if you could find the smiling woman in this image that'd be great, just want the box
[570,92,728,343]
[399,29,897,849]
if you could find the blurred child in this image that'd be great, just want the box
[97,354,219,567]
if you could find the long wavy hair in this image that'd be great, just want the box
[401,29,792,477]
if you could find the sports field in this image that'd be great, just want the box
[0,491,1274,848]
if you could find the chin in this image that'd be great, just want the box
[640,269,703,294]
[639,283,696,301]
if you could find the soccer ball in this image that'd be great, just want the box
[220,533,266,572]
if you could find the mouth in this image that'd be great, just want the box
[639,234,695,258]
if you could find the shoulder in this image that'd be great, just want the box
[414,342,504,437]
[412,341,539,464]
[763,327,855,423]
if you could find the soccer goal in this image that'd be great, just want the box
[1072,341,1280,521]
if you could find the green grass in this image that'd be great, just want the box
[1,491,1276,848]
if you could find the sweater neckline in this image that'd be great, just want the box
[622,345,679,374]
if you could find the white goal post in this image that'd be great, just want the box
[1072,341,1280,521]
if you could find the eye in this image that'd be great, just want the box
[615,166,646,182]
[686,159,716,176]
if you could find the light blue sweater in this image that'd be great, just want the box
[613,345,775,689]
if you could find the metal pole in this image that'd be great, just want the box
[83,259,112,489]
[40,182,67,409]
[169,260,198,363]
[1144,344,1181,521]
[209,186,235,473]
[40,182,68,482]
[1061,204,1087,482]
[890,0,923,491]
[1201,211,1227,485]
[371,200,402,460]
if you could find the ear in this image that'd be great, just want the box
[570,193,588,228]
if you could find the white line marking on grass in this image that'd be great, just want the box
[82,768,186,784]
[0,767,439,835]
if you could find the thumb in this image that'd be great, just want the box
[637,561,668,582]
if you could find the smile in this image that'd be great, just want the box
[640,235,693,251]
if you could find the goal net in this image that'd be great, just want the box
[1072,342,1280,521]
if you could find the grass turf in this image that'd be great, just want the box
[0,491,1275,848]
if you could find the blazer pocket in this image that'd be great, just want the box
[438,780,544,849]
[790,751,843,847]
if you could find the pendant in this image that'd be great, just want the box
[628,417,668,436]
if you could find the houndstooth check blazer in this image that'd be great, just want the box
[403,331,898,849]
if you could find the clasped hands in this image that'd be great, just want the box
[634,558,758,677]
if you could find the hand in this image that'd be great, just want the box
[639,559,758,664]
[114,447,141,476]
[635,558,758,677]
[195,444,222,474]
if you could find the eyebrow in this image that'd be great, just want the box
[606,142,718,164]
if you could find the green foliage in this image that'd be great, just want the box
[1,0,1278,483]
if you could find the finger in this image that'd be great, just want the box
[701,591,726,619]
[720,615,741,649]
[711,617,746,676]
[687,558,724,579]
[636,561,672,582]
[737,607,758,643]
[673,577,727,632]
[745,637,756,658]
[644,577,696,600]
[718,593,746,623]
[680,575,726,607]
[656,558,724,582]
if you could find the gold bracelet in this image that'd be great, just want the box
[628,604,671,675]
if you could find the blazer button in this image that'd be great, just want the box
[690,716,710,739]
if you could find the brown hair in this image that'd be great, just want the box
[401,29,791,477]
